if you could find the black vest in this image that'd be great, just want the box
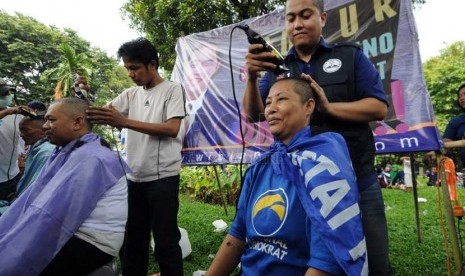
[270,44,375,180]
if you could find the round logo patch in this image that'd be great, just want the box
[251,188,288,237]
[323,58,342,73]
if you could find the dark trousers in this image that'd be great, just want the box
[0,173,21,201]
[360,183,393,275]
[121,175,183,276]
[40,236,113,276]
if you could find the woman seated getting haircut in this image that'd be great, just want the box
[207,77,367,276]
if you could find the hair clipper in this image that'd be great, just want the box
[239,24,289,75]
[73,74,90,102]
[18,105,41,118]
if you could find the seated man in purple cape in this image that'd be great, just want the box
[207,77,367,275]
[0,97,130,275]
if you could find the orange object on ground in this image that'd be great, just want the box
[453,202,465,218]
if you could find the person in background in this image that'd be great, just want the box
[86,38,186,276]
[376,164,392,189]
[0,79,22,201]
[390,164,400,187]
[376,165,388,188]
[424,166,438,187]
[401,156,413,192]
[242,0,390,274]
[15,110,54,196]
[391,165,405,189]
[0,110,53,215]
[376,165,386,188]
[443,84,465,184]
[207,78,366,276]
[0,97,129,275]
[17,101,48,176]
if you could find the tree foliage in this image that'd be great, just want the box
[0,11,130,106]
[0,12,65,103]
[121,0,426,72]
[42,43,93,99]
[121,0,287,72]
[423,41,465,133]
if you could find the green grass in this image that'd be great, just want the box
[146,193,236,275]
[147,181,465,276]
[177,194,236,275]
[383,182,465,275]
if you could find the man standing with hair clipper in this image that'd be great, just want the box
[87,38,186,276]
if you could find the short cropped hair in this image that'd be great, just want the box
[53,97,92,130]
[287,0,324,13]
[117,38,160,69]
[27,101,47,111]
[312,0,324,13]
[273,77,315,104]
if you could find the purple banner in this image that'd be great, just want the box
[172,0,442,164]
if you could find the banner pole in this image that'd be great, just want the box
[409,152,422,243]
[438,154,464,274]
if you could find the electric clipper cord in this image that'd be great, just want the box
[239,24,289,75]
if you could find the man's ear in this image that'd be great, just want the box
[320,12,327,28]
[149,60,158,71]
[73,116,85,131]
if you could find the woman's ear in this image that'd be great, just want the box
[305,98,316,117]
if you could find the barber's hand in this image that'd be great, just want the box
[74,75,90,92]
[0,106,20,119]
[301,73,331,115]
[86,104,127,128]
[7,106,20,115]
[245,44,280,81]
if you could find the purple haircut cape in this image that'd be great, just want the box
[0,133,130,276]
